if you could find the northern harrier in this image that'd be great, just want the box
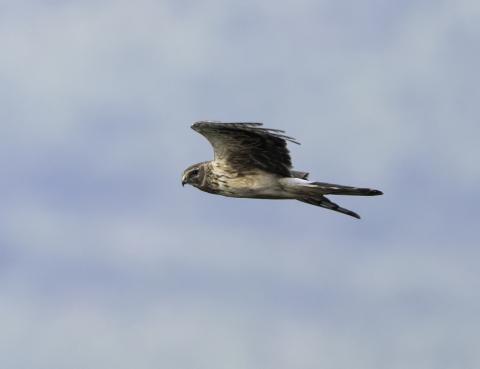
[182,121,382,219]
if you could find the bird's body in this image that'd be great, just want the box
[199,162,288,199]
[182,121,382,219]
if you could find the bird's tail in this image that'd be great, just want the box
[309,181,383,196]
[280,178,383,219]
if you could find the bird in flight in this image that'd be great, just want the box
[182,121,382,219]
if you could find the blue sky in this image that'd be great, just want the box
[1,1,479,368]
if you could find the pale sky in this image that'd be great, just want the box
[1,1,479,368]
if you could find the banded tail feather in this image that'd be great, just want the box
[279,177,383,219]
[310,182,383,196]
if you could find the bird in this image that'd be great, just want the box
[182,121,383,219]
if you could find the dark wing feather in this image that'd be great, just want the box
[191,121,299,177]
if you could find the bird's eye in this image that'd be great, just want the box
[190,169,199,176]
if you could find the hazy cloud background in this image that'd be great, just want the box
[1,0,479,368]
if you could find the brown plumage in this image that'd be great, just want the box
[182,121,383,219]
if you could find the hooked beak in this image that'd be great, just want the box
[182,180,186,187]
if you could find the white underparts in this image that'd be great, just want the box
[279,177,316,189]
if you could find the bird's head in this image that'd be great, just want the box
[181,163,205,188]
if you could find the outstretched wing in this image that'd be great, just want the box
[191,121,300,177]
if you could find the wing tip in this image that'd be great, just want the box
[190,121,300,144]
[350,212,361,219]
[192,120,263,127]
